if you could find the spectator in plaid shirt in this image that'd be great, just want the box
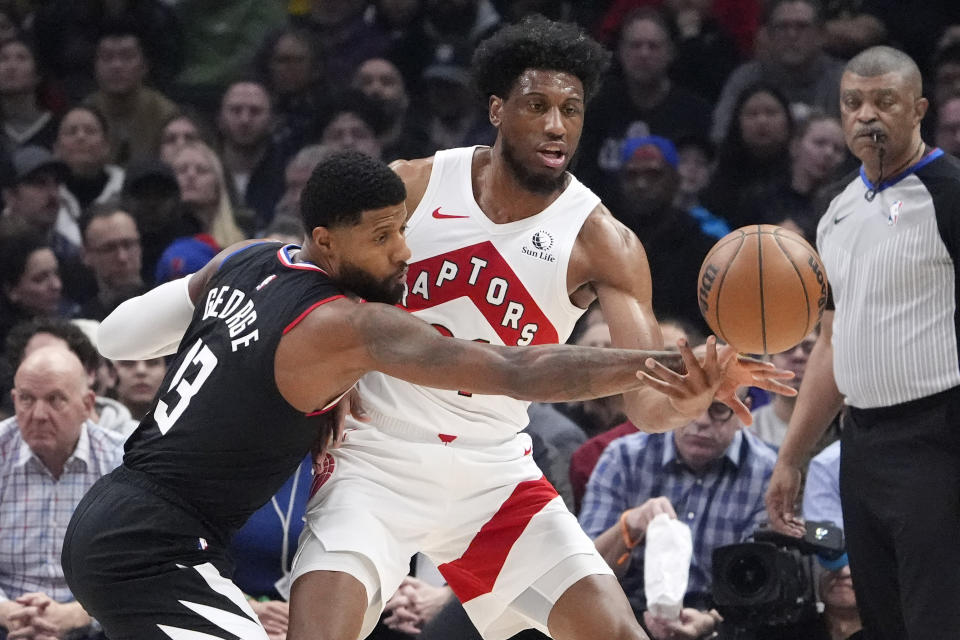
[579,390,776,639]
[0,346,122,638]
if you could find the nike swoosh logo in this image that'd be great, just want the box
[833,213,852,224]
[432,207,470,220]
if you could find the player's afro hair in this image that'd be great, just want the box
[472,15,611,103]
[300,151,406,230]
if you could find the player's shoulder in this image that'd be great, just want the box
[575,202,646,260]
[390,156,435,211]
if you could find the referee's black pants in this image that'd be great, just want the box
[841,387,960,640]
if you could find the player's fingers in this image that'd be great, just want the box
[348,387,369,422]
[636,371,687,397]
[751,377,799,396]
[702,336,719,374]
[677,340,707,385]
[643,358,687,383]
[722,395,752,425]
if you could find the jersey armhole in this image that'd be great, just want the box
[282,295,347,335]
[217,241,272,271]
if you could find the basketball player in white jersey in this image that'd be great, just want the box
[286,16,797,640]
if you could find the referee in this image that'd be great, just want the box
[766,46,960,640]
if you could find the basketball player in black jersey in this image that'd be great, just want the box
[61,151,792,640]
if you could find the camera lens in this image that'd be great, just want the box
[725,554,770,598]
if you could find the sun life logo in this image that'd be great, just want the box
[523,230,556,262]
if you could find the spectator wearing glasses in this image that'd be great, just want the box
[711,0,844,144]
[749,328,819,449]
[579,388,777,636]
[78,201,144,321]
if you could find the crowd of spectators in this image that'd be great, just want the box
[3,0,960,638]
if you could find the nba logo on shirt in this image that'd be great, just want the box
[888,200,903,226]
[198,537,208,551]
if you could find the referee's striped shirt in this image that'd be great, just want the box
[817,148,960,409]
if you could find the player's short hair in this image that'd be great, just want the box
[472,15,611,103]
[299,151,406,230]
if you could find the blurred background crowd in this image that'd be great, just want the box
[2,0,960,639]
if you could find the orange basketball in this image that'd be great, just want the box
[696,224,828,354]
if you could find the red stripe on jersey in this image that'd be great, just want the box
[403,241,559,345]
[283,295,346,334]
[437,476,558,602]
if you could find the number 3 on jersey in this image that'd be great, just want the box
[155,339,219,434]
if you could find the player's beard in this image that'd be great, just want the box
[501,136,567,195]
[337,262,405,305]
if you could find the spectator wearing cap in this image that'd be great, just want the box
[154,234,218,283]
[54,107,125,246]
[576,8,713,201]
[217,80,285,232]
[613,135,717,333]
[352,57,431,162]
[0,145,84,271]
[78,201,144,321]
[83,27,179,167]
[0,38,58,156]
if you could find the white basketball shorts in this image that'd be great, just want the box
[289,420,612,640]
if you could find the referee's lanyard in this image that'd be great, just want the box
[270,462,302,598]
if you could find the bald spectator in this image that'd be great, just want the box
[84,28,178,166]
[0,346,122,639]
[2,317,138,437]
[935,96,960,156]
[711,0,844,143]
[217,80,285,231]
[79,202,145,320]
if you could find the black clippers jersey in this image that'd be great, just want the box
[124,242,344,532]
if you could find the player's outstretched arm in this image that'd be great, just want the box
[354,301,699,401]
[296,298,697,403]
[571,209,794,432]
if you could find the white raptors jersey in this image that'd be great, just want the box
[356,146,600,441]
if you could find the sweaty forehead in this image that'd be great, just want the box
[512,70,583,97]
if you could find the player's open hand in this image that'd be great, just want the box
[714,351,797,426]
[765,461,807,538]
[638,336,730,421]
